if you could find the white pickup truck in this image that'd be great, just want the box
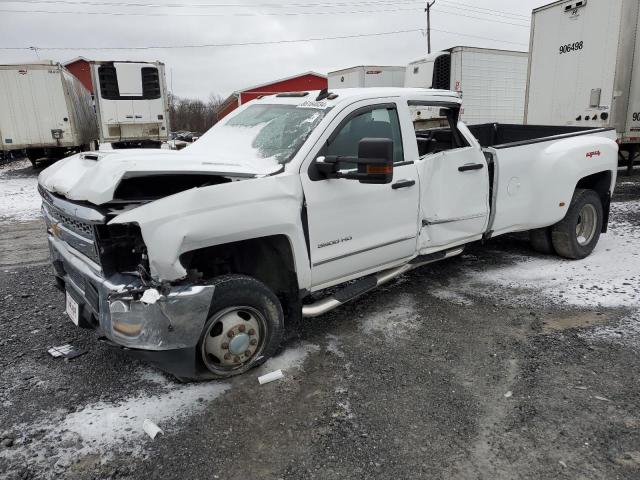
[38,88,618,379]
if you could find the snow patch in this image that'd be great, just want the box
[581,313,640,349]
[460,201,640,308]
[56,382,229,448]
[361,295,420,339]
[0,369,230,473]
[261,342,319,373]
[430,288,474,306]
[0,159,41,224]
[326,334,346,358]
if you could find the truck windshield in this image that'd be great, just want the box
[187,104,328,166]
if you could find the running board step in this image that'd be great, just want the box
[302,247,464,318]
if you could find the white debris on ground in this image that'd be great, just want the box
[360,294,420,339]
[0,159,41,224]
[460,201,640,309]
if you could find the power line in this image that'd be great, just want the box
[0,0,424,8]
[0,25,528,51]
[432,26,527,47]
[433,6,529,28]
[0,6,425,16]
[0,28,427,50]
[0,4,529,28]
[438,0,529,20]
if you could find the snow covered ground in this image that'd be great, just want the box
[0,159,41,224]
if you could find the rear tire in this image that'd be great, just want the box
[551,189,603,260]
[529,228,554,254]
[196,274,284,379]
[25,148,44,168]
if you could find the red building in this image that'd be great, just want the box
[216,71,327,120]
[64,57,94,94]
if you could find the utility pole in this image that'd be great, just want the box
[425,1,436,54]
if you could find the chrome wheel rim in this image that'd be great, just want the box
[575,203,597,246]
[201,306,265,374]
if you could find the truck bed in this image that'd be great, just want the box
[466,124,615,149]
[414,124,614,157]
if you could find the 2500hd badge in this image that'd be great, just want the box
[318,236,353,249]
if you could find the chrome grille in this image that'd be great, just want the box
[39,187,103,265]
[46,204,95,238]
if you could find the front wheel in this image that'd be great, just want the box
[197,274,284,378]
[551,189,603,260]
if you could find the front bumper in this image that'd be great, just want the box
[49,233,215,351]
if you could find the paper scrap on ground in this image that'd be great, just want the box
[142,419,164,439]
[47,344,87,359]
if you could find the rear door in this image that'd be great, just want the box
[414,105,490,250]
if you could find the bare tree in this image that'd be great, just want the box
[169,93,224,133]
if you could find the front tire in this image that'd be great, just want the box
[197,274,284,378]
[551,189,603,260]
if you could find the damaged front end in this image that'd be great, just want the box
[40,185,215,375]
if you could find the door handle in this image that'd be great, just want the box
[392,179,416,189]
[458,163,484,172]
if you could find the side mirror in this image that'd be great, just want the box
[355,137,394,184]
[314,137,394,184]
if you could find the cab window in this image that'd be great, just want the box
[326,106,404,164]
[412,105,469,157]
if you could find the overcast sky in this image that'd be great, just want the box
[0,0,545,100]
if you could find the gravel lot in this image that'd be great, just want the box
[1,160,639,480]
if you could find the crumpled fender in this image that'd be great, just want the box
[109,173,311,289]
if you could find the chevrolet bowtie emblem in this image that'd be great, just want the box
[51,222,62,238]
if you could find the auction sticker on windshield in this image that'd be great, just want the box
[298,100,328,109]
[66,291,79,326]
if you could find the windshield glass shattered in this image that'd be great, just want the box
[186,103,328,167]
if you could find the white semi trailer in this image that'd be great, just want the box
[0,62,98,166]
[88,60,170,149]
[525,0,640,173]
[328,66,406,89]
[404,46,529,126]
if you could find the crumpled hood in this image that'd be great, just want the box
[38,149,281,205]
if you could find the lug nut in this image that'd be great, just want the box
[224,353,231,360]
[248,329,256,336]
[250,339,257,346]
[234,356,241,363]
[245,350,252,357]
[227,330,235,338]
[238,324,246,333]
[221,342,229,350]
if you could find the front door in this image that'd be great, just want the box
[301,101,420,290]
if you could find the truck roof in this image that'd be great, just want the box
[254,87,462,107]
